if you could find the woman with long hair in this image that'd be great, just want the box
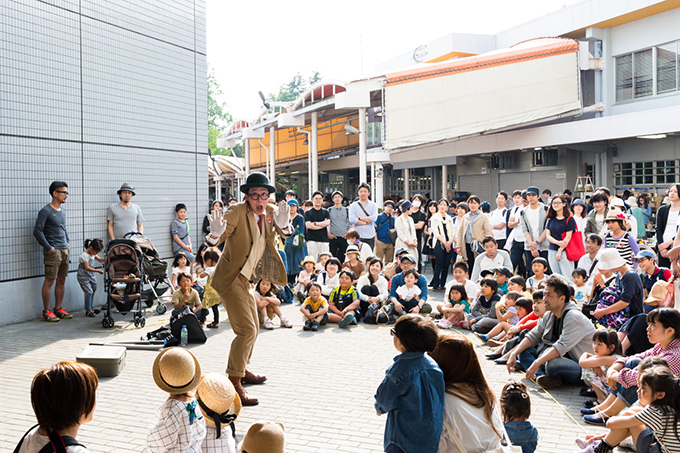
[396,200,419,259]
[423,200,438,281]
[545,194,577,282]
[656,183,680,268]
[430,198,456,291]
[429,334,504,452]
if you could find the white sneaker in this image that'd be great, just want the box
[280,318,292,328]
[437,318,453,328]
[263,318,274,330]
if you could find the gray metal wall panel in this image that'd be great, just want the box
[499,172,531,194]
[458,174,491,202]
[530,170,566,197]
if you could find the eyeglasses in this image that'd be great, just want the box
[247,192,270,201]
[56,191,68,195]
[390,328,397,337]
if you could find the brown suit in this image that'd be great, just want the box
[211,201,289,376]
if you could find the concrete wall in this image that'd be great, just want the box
[0,0,207,325]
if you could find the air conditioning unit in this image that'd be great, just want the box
[532,149,558,167]
[488,153,514,170]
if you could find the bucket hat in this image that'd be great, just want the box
[626,196,638,208]
[117,183,136,196]
[598,249,626,271]
[196,373,241,436]
[238,421,285,453]
[570,198,587,210]
[400,200,413,211]
[240,172,276,194]
[610,197,625,208]
[152,347,201,394]
[300,256,317,267]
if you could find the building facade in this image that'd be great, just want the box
[0,0,208,325]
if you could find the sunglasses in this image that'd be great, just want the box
[390,328,397,337]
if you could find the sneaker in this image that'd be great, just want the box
[573,441,596,453]
[459,320,470,329]
[486,339,503,348]
[54,308,72,319]
[296,291,305,304]
[580,407,597,416]
[575,438,594,449]
[583,413,609,425]
[338,313,355,328]
[437,318,453,329]
[311,321,319,331]
[263,318,274,330]
[475,333,489,342]
[536,375,563,389]
[280,318,292,328]
[41,310,59,322]
[303,320,312,331]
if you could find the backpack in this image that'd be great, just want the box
[14,424,84,453]
[146,325,180,347]
[170,307,207,344]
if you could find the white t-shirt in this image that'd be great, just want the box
[573,283,592,307]
[489,208,507,240]
[445,278,478,303]
[506,206,524,245]
[438,393,503,453]
[663,208,680,242]
[396,284,421,301]
[17,426,89,453]
[526,206,541,242]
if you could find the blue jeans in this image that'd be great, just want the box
[518,347,582,384]
[608,358,642,406]
[432,242,453,288]
[84,292,94,312]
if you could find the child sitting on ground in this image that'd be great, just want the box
[375,314,444,453]
[445,261,479,304]
[78,238,105,317]
[343,245,366,281]
[500,381,539,453]
[300,282,329,331]
[476,293,531,347]
[318,257,341,297]
[394,269,424,316]
[328,270,360,328]
[198,250,221,328]
[16,361,98,453]
[170,252,192,294]
[572,268,592,308]
[145,348,206,452]
[508,275,532,299]
[197,373,241,453]
[346,228,373,261]
[295,256,317,303]
[486,292,546,362]
[578,328,623,404]
[318,251,331,269]
[494,268,512,295]
[171,273,207,326]
[527,258,549,292]
[253,279,291,329]
[436,284,470,329]
[469,277,502,333]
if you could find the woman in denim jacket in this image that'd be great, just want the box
[375,314,444,453]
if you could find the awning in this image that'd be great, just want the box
[383,38,581,150]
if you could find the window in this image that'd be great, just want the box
[634,49,653,98]
[616,54,633,101]
[614,160,678,187]
[657,42,678,94]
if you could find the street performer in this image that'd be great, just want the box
[206,172,292,406]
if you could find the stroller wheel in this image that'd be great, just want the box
[156,304,167,315]
[140,318,146,327]
[102,317,114,328]
[133,318,140,327]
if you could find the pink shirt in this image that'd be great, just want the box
[616,338,680,388]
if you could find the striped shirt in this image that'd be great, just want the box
[635,405,680,453]
[604,231,639,266]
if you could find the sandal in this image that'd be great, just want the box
[206,322,219,328]
[86,310,96,318]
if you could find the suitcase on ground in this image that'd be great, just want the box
[76,345,126,376]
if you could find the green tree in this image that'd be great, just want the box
[208,65,242,157]
[267,71,323,104]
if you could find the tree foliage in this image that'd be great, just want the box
[267,71,322,103]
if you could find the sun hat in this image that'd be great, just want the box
[645,281,668,306]
[626,196,638,208]
[318,251,331,258]
[196,373,241,436]
[494,267,512,278]
[152,347,201,394]
[287,199,299,206]
[117,183,136,196]
[400,254,417,264]
[238,421,285,453]
[610,197,625,208]
[635,250,657,261]
[598,249,626,271]
[300,256,317,267]
[400,200,413,211]
[570,198,587,210]
[605,208,626,222]
[240,172,276,194]
[345,245,360,254]
[526,186,540,196]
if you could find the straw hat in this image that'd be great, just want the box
[238,421,285,453]
[197,373,241,435]
[646,281,668,305]
[345,245,360,255]
[604,208,626,222]
[152,347,201,394]
[598,249,626,271]
[300,256,317,267]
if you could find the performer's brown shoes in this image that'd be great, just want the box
[229,375,259,406]
[242,370,267,385]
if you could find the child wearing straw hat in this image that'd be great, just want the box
[295,256,316,303]
[144,347,206,453]
[238,421,285,453]
[197,373,241,453]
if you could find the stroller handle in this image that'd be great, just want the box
[124,231,144,239]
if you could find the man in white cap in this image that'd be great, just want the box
[107,183,144,240]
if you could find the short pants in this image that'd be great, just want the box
[44,248,70,280]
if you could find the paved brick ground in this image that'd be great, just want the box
[1,272,627,452]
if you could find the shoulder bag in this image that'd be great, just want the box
[363,302,395,325]
[562,216,585,261]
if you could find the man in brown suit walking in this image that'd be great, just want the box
[206,172,292,405]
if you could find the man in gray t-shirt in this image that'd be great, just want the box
[107,183,144,240]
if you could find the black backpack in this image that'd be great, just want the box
[15,424,84,453]
[170,307,207,344]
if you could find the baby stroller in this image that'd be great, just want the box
[125,232,170,314]
[102,239,145,328]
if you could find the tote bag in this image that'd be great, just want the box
[562,216,585,262]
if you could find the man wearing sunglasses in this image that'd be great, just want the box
[33,181,72,322]
[206,172,293,406]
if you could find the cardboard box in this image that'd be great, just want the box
[76,345,126,377]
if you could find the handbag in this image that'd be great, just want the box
[561,216,585,262]
[471,240,485,254]
[363,302,395,325]
[292,228,305,249]
[388,228,397,244]
[442,416,521,453]
[596,285,629,329]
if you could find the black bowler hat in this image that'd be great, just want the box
[240,172,276,194]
